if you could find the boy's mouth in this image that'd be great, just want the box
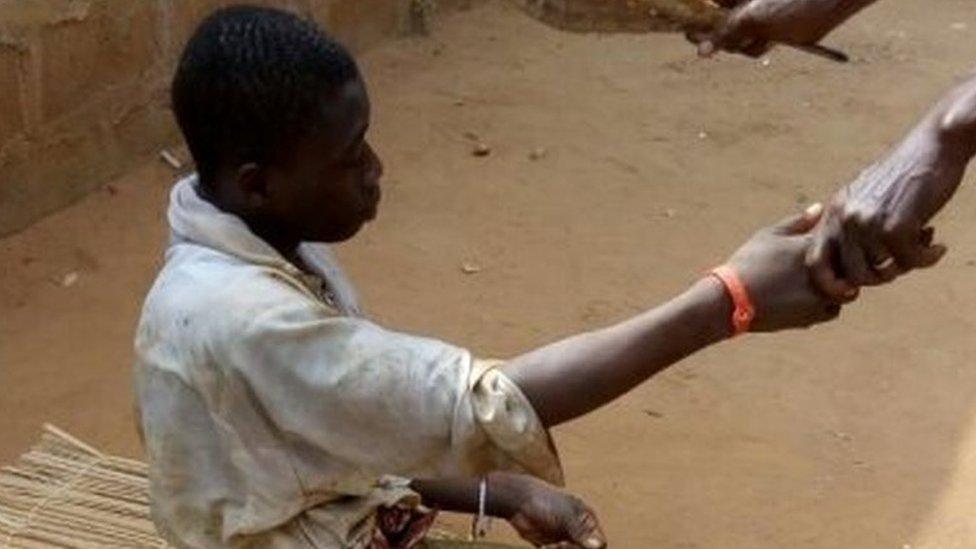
[362,189,381,220]
[363,184,381,216]
[363,204,378,221]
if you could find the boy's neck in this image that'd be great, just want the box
[249,222,301,261]
[194,179,301,260]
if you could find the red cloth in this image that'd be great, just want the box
[369,505,439,549]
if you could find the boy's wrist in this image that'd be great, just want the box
[709,266,755,337]
[692,277,735,343]
[485,472,527,520]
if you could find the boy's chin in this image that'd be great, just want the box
[313,220,368,243]
[362,202,379,222]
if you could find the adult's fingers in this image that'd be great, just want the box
[855,221,902,283]
[916,243,948,268]
[914,227,949,267]
[858,237,902,284]
[920,226,935,247]
[739,38,773,58]
[697,9,763,57]
[884,228,942,271]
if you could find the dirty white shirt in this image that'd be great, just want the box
[134,176,563,548]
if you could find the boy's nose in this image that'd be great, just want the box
[365,143,384,180]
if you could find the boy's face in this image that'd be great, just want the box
[263,77,383,243]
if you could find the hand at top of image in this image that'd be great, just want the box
[688,0,876,58]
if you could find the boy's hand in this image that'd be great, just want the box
[690,0,869,58]
[726,204,844,332]
[491,473,606,549]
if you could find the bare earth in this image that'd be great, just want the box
[3,1,976,547]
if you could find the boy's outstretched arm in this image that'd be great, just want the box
[503,206,839,428]
[406,210,837,546]
[808,72,976,299]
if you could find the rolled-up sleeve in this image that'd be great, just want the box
[454,362,564,486]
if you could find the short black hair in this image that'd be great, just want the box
[171,5,359,185]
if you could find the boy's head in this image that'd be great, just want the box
[172,5,382,245]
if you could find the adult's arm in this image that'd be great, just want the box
[808,73,976,298]
[692,0,879,58]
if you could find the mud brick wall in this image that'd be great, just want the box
[0,0,471,236]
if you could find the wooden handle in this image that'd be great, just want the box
[655,0,727,30]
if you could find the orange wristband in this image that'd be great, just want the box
[710,265,755,337]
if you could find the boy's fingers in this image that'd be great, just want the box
[838,229,880,287]
[509,514,545,546]
[773,203,824,235]
[823,302,843,321]
[838,243,876,287]
[568,508,606,549]
[806,241,858,302]
[804,202,825,224]
[807,301,842,327]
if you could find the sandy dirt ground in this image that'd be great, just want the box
[4,1,976,547]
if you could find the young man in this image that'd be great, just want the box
[135,6,845,548]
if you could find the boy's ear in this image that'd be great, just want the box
[236,163,269,210]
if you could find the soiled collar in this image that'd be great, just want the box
[167,174,363,317]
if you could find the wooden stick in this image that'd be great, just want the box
[1,427,167,548]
